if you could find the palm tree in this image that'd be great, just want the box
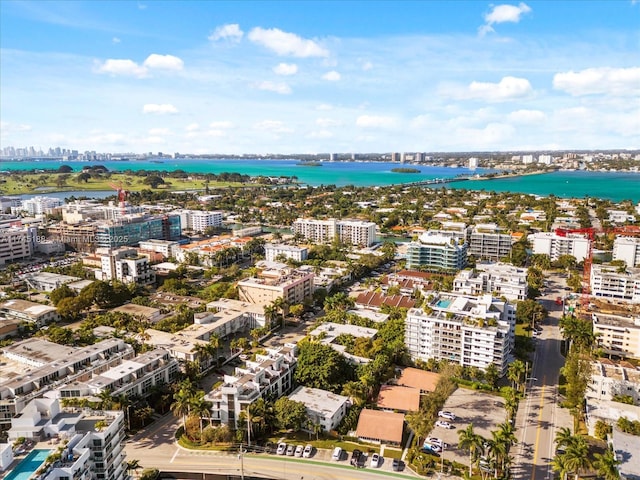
[552,454,573,480]
[117,394,132,431]
[503,388,519,421]
[593,449,620,480]
[263,304,277,330]
[459,423,483,475]
[98,389,114,410]
[341,381,367,406]
[170,388,192,436]
[189,391,212,437]
[507,360,526,391]
[563,436,592,480]
[555,427,575,449]
[126,459,141,479]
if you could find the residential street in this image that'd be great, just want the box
[512,274,573,480]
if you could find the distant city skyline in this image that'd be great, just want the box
[1,1,639,154]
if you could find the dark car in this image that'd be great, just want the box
[350,449,362,467]
[392,458,403,471]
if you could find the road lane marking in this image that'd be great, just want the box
[531,377,546,480]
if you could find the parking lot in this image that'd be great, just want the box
[426,388,508,467]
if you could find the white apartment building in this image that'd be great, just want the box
[292,218,377,247]
[8,398,127,480]
[453,263,528,301]
[538,154,553,164]
[0,299,60,326]
[0,338,132,429]
[206,344,297,428]
[337,219,377,247]
[309,322,378,364]
[608,210,636,224]
[288,386,350,432]
[139,239,181,258]
[469,224,513,261]
[405,293,516,374]
[20,196,64,215]
[264,243,308,263]
[406,232,468,271]
[95,247,156,286]
[175,209,223,232]
[590,264,640,303]
[587,360,640,404]
[522,155,535,164]
[24,272,82,292]
[530,231,590,262]
[593,313,640,358]
[0,226,33,265]
[613,236,640,268]
[237,266,314,308]
[56,349,179,400]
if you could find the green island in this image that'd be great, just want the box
[391,167,420,173]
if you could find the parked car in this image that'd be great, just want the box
[392,458,402,471]
[286,444,295,456]
[294,445,304,457]
[350,449,362,467]
[421,445,441,457]
[332,447,342,461]
[423,442,442,453]
[438,410,456,420]
[370,453,381,468]
[426,437,443,447]
[276,443,287,455]
[435,420,454,429]
[302,444,313,458]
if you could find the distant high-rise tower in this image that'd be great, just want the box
[329,153,337,161]
[468,157,478,169]
[391,152,399,162]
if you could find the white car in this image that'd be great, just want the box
[435,420,454,429]
[294,445,304,457]
[426,437,443,447]
[370,453,381,468]
[423,442,442,452]
[276,442,287,455]
[303,444,313,458]
[438,410,456,420]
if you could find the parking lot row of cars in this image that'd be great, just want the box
[275,442,313,458]
[273,443,403,471]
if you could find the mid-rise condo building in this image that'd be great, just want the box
[405,232,467,271]
[453,263,528,301]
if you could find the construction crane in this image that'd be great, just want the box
[555,225,640,311]
[109,183,128,215]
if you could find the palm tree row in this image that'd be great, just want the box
[458,422,517,479]
[552,428,619,480]
[170,380,213,439]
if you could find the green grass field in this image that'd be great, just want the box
[0,172,246,195]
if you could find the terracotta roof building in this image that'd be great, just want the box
[355,291,415,311]
[396,367,440,393]
[356,409,405,445]
[377,385,421,412]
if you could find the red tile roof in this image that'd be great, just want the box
[377,385,421,412]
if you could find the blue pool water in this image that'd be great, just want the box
[436,299,452,308]
[5,449,51,480]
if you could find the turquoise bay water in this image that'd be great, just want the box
[5,449,51,480]
[1,158,638,202]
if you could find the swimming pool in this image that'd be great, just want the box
[5,449,51,480]
[436,299,452,308]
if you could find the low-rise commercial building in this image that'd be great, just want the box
[405,293,516,374]
[309,322,378,364]
[24,272,82,292]
[139,239,181,259]
[0,299,59,327]
[355,409,405,446]
[288,386,349,432]
[587,359,640,405]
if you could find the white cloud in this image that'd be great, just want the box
[480,2,531,35]
[248,27,329,57]
[209,23,244,42]
[452,76,533,101]
[95,59,148,78]
[457,123,516,148]
[322,70,341,81]
[254,81,292,94]
[142,104,178,115]
[143,54,184,71]
[145,136,166,144]
[209,121,234,129]
[308,130,334,139]
[356,115,398,129]
[316,118,342,128]
[253,120,294,133]
[316,104,333,111]
[206,130,227,138]
[185,123,200,132]
[362,61,373,71]
[508,109,546,124]
[112,37,121,44]
[0,121,32,134]
[148,127,171,135]
[553,67,640,96]
[273,63,298,76]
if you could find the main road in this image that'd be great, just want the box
[124,414,419,480]
[512,273,573,480]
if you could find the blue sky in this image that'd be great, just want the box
[1,0,639,154]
